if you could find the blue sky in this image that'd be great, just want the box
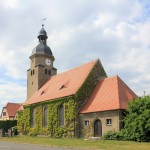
[0,0,150,111]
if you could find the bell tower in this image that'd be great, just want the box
[27,25,57,100]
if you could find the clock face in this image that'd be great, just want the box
[45,58,51,66]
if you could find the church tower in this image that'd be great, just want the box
[27,25,57,99]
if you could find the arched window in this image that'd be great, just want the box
[45,69,47,74]
[58,104,64,127]
[30,109,35,127]
[48,70,51,75]
[43,106,48,127]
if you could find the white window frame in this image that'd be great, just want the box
[84,120,89,126]
[106,119,112,126]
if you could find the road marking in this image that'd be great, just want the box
[0,146,11,149]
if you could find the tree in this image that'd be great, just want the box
[123,96,150,142]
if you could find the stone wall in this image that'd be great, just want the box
[79,110,123,138]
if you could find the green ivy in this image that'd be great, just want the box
[75,60,107,110]
[17,96,77,138]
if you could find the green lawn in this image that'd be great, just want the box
[0,136,150,150]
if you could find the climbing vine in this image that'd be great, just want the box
[17,96,77,138]
[76,60,107,110]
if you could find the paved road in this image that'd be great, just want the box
[0,141,80,150]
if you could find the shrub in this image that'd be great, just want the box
[123,96,150,142]
[0,120,17,133]
[102,130,123,140]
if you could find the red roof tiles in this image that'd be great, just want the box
[5,102,21,117]
[25,59,98,105]
[80,76,138,113]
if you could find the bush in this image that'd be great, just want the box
[12,126,18,135]
[0,120,17,133]
[102,130,124,140]
[123,96,150,142]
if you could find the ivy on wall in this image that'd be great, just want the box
[17,96,77,138]
[81,122,93,138]
[75,60,107,111]
[17,60,107,138]
[17,107,30,134]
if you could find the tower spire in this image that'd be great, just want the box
[38,24,47,44]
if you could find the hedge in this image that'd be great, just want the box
[0,120,17,133]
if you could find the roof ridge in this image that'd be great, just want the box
[60,59,98,74]
[46,59,98,81]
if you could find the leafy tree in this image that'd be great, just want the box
[123,96,150,142]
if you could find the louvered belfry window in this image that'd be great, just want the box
[58,104,64,127]
[43,106,48,127]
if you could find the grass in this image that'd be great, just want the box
[0,136,150,150]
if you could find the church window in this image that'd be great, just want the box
[45,69,47,74]
[106,119,112,126]
[31,70,32,76]
[33,69,35,75]
[48,70,51,75]
[31,109,35,127]
[43,106,48,127]
[58,104,64,127]
[84,120,89,126]
[32,82,33,85]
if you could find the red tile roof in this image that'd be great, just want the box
[25,59,98,105]
[5,102,21,117]
[80,76,138,113]
[18,105,24,111]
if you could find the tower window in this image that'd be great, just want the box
[48,70,51,75]
[45,69,47,74]
[31,70,32,76]
[33,69,35,75]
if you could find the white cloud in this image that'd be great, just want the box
[0,0,19,8]
[0,0,150,111]
[0,80,26,110]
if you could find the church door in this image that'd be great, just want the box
[94,119,102,137]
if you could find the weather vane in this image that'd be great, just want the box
[40,18,46,27]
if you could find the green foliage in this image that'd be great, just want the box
[81,122,93,138]
[17,96,77,138]
[76,61,107,109]
[0,120,17,133]
[17,107,30,134]
[102,130,124,140]
[123,96,150,142]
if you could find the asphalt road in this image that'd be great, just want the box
[0,141,80,150]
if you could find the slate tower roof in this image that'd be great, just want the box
[32,24,52,56]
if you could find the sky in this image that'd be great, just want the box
[0,0,150,111]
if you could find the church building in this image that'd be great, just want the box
[17,25,137,138]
